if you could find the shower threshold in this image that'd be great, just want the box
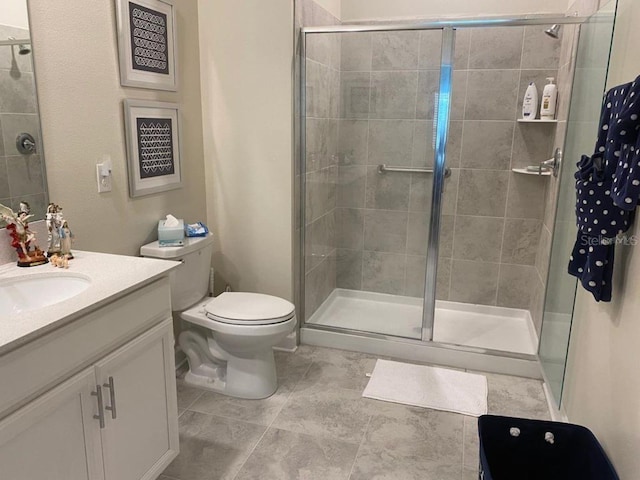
[306,289,539,355]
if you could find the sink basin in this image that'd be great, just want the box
[0,273,91,316]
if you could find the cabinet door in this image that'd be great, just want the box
[0,368,104,480]
[95,319,179,480]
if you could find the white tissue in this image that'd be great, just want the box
[164,214,180,227]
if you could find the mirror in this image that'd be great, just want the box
[0,0,48,221]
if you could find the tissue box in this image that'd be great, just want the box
[158,219,184,247]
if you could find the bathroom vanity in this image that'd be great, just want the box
[0,252,180,480]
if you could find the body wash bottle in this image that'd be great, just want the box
[540,77,558,120]
[522,82,539,119]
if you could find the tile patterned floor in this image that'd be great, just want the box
[162,345,550,480]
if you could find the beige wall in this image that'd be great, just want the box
[25,0,207,257]
[341,0,566,21]
[562,1,640,478]
[197,0,294,300]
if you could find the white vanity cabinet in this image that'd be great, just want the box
[0,276,179,480]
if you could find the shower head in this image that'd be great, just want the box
[544,24,561,39]
[7,36,31,55]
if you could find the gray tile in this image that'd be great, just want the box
[484,372,550,420]
[411,121,434,168]
[341,32,372,71]
[306,60,331,118]
[304,253,336,320]
[273,384,371,443]
[338,119,368,165]
[522,26,561,69]
[305,167,336,223]
[362,250,406,295]
[0,70,37,114]
[460,121,514,170]
[305,211,335,272]
[408,172,433,212]
[0,26,33,73]
[306,118,337,172]
[328,69,340,119]
[501,218,542,265]
[535,225,552,282]
[274,350,313,382]
[370,71,418,119]
[452,215,504,262]
[416,69,440,120]
[336,207,364,249]
[404,255,426,298]
[368,119,414,166]
[530,275,545,336]
[340,71,371,119]
[365,165,410,210]
[512,122,555,169]
[453,29,471,70]
[457,169,509,217]
[0,116,4,156]
[439,214,454,258]
[306,33,338,69]
[0,114,40,157]
[10,192,46,221]
[463,416,480,470]
[437,257,452,300]
[372,31,420,70]
[506,173,546,219]
[468,27,524,70]
[364,209,408,253]
[176,379,204,413]
[407,211,428,256]
[450,260,499,305]
[497,264,537,309]
[418,30,443,69]
[464,70,520,121]
[337,248,363,289]
[442,168,459,215]
[163,411,266,480]
[517,70,558,120]
[446,120,463,168]
[0,157,9,199]
[235,428,359,480]
[337,165,366,207]
[451,70,469,120]
[189,376,296,426]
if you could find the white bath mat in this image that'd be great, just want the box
[363,359,488,417]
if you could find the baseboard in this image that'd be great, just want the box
[543,382,569,422]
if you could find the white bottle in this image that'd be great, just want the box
[522,82,539,119]
[540,77,558,120]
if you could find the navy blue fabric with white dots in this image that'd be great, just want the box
[568,78,640,302]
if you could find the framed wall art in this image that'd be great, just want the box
[123,99,182,197]
[115,0,178,91]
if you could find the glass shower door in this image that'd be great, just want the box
[539,0,618,404]
[301,27,450,340]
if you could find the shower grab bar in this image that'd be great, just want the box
[378,164,452,178]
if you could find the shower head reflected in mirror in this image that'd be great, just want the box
[7,36,31,55]
[544,24,561,39]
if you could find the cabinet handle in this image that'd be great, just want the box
[103,376,117,420]
[91,385,105,429]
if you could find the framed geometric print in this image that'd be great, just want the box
[123,100,182,197]
[115,0,178,91]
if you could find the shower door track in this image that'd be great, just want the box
[297,13,586,363]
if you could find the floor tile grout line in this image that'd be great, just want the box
[346,414,373,480]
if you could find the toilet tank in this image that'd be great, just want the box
[140,233,214,311]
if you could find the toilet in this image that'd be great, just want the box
[141,234,297,399]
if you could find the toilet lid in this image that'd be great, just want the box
[205,292,295,325]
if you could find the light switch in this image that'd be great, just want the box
[96,156,113,193]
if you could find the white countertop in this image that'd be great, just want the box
[0,251,179,356]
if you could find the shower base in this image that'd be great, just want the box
[307,289,538,355]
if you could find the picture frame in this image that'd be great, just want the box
[115,0,178,91]
[123,99,183,197]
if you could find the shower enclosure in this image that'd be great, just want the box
[297,14,588,377]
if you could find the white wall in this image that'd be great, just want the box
[315,0,341,19]
[562,1,640,478]
[198,0,294,300]
[0,0,29,29]
[25,0,207,257]
[341,0,566,21]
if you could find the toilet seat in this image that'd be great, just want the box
[204,292,295,326]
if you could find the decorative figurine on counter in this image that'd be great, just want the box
[0,202,48,267]
[49,253,69,269]
[46,203,62,257]
[59,220,74,259]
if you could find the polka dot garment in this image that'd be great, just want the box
[568,79,640,302]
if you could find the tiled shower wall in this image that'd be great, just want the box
[333,26,562,316]
[0,24,46,220]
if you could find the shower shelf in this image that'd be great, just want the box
[517,119,558,123]
[512,168,552,176]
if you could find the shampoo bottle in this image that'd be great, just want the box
[522,82,539,119]
[540,77,558,120]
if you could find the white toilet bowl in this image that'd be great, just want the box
[179,292,297,399]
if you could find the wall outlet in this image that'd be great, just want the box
[96,157,112,193]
